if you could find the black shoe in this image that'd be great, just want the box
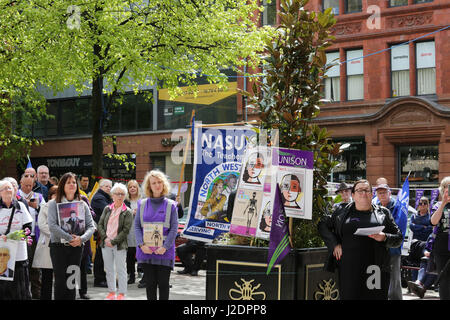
[94,281,108,288]
[79,294,91,300]
[128,277,135,284]
[408,281,426,299]
[177,269,190,275]
[190,270,198,276]
[138,281,146,288]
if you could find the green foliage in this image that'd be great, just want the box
[244,0,339,248]
[0,88,47,173]
[0,0,274,176]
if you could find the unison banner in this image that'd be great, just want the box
[182,125,256,242]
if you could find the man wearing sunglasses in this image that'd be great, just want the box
[410,197,433,241]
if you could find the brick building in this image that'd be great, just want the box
[300,0,450,189]
[3,0,450,195]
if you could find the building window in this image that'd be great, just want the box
[323,0,339,14]
[261,0,277,26]
[414,0,433,3]
[390,0,408,6]
[346,49,364,100]
[330,138,366,183]
[416,41,436,95]
[150,155,166,173]
[346,0,362,13]
[104,92,153,133]
[391,44,410,97]
[324,52,340,102]
[157,70,237,131]
[398,145,438,186]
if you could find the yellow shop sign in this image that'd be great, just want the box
[158,82,237,105]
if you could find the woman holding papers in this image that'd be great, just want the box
[47,172,95,300]
[318,179,403,300]
[135,170,178,300]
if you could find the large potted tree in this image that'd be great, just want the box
[205,0,342,300]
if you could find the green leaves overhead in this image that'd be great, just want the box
[0,0,274,173]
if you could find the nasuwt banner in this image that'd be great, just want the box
[182,125,256,242]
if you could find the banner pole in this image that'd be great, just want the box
[289,217,294,247]
[177,110,196,200]
[197,120,260,128]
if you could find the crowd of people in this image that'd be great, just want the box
[2,164,449,301]
[319,177,450,300]
[0,166,198,300]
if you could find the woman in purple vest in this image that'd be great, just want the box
[135,170,178,300]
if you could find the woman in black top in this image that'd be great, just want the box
[430,177,450,300]
[318,179,403,300]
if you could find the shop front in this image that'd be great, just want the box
[318,96,450,189]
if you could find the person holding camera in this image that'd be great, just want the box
[429,177,450,300]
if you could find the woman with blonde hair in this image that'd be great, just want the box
[124,179,143,284]
[135,170,178,300]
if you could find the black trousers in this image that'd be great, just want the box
[127,247,136,278]
[40,268,53,300]
[28,235,42,299]
[49,244,82,300]
[435,253,450,300]
[93,243,106,283]
[176,241,206,273]
[79,252,88,295]
[142,264,171,300]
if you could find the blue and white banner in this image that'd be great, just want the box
[182,124,257,242]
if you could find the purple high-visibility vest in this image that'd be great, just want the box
[136,198,175,262]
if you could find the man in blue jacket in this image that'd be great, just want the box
[375,183,408,300]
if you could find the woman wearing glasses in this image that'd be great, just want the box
[410,197,433,241]
[97,183,133,300]
[318,179,403,300]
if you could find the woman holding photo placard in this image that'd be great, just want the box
[318,179,403,300]
[135,170,178,300]
[47,172,95,300]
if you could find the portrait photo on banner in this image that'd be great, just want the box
[0,240,18,281]
[57,201,85,238]
[271,148,314,220]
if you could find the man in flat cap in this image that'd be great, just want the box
[332,182,352,210]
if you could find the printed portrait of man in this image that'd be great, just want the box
[0,247,14,279]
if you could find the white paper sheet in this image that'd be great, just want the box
[354,226,385,236]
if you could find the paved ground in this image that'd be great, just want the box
[79,265,440,300]
[79,265,206,300]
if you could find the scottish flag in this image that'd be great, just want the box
[390,177,409,252]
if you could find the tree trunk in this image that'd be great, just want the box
[91,73,104,180]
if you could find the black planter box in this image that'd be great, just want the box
[205,244,339,300]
